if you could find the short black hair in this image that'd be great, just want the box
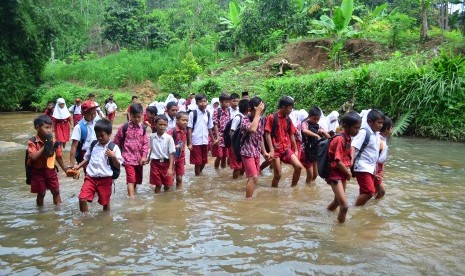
[166,101,178,110]
[278,96,294,109]
[88,92,95,98]
[230,93,240,100]
[129,103,143,115]
[108,97,114,101]
[46,101,54,105]
[176,111,188,119]
[155,114,168,124]
[173,93,180,99]
[308,106,322,117]
[248,96,262,109]
[219,92,230,102]
[239,99,249,113]
[34,114,52,127]
[94,118,112,135]
[367,109,385,123]
[341,111,362,127]
[380,116,393,132]
[195,93,207,103]
[146,106,158,115]
[131,95,139,101]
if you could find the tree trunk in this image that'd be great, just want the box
[420,0,429,43]
[445,2,449,31]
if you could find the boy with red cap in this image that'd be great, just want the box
[69,100,98,167]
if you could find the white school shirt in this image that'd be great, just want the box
[230,114,244,131]
[229,106,240,118]
[166,114,176,132]
[69,104,82,115]
[105,102,117,113]
[352,127,380,174]
[378,136,388,164]
[71,118,97,151]
[84,141,123,178]
[187,107,213,145]
[149,132,176,160]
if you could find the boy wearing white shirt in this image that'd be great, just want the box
[149,115,176,193]
[69,100,98,167]
[229,93,240,118]
[105,97,117,123]
[351,109,385,206]
[229,99,248,178]
[74,119,123,212]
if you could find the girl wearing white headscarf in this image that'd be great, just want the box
[177,98,187,112]
[165,94,177,104]
[52,98,72,148]
[207,98,219,114]
[326,111,340,134]
[318,108,329,132]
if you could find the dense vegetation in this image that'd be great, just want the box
[1,0,465,140]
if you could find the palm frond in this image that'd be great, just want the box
[392,110,414,137]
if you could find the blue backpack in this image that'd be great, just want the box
[75,120,88,163]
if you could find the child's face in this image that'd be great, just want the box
[167,106,178,118]
[156,119,168,133]
[146,112,155,120]
[368,118,384,132]
[36,123,53,138]
[83,110,96,121]
[230,98,239,109]
[58,103,65,109]
[177,115,189,129]
[308,115,320,125]
[220,100,230,109]
[380,126,393,138]
[197,98,207,110]
[132,98,139,104]
[281,106,293,116]
[213,103,219,109]
[347,122,362,137]
[96,130,111,145]
[47,103,53,109]
[130,113,142,124]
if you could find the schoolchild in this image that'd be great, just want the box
[264,96,304,187]
[69,98,83,126]
[126,96,139,121]
[240,97,270,198]
[326,111,362,223]
[300,106,330,184]
[74,119,123,212]
[187,94,216,176]
[69,100,98,167]
[149,115,176,193]
[229,99,249,179]
[52,98,72,149]
[352,109,385,206]
[43,101,54,122]
[168,111,189,189]
[87,92,105,119]
[374,116,393,200]
[105,97,117,123]
[212,92,231,169]
[165,101,178,132]
[143,105,158,132]
[113,103,148,197]
[27,115,67,206]
[229,93,240,118]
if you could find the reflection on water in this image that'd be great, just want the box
[0,113,464,274]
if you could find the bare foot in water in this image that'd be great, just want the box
[327,200,339,211]
[337,207,349,223]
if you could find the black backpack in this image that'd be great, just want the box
[25,136,60,185]
[88,140,120,179]
[223,114,242,148]
[317,133,344,179]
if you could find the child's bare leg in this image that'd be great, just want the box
[240,168,245,175]
[103,204,110,211]
[62,142,67,149]
[220,156,227,168]
[355,194,373,206]
[154,185,162,193]
[375,184,385,199]
[79,200,88,212]
[260,160,271,171]
[327,197,339,211]
[331,181,349,223]
[195,165,201,176]
[164,185,171,192]
[245,176,258,198]
[312,162,318,182]
[200,164,205,173]
[305,166,313,184]
[51,190,62,205]
[214,157,220,169]
[289,154,303,187]
[36,193,46,207]
[127,183,136,197]
[232,169,240,179]
[271,158,282,188]
[176,176,183,190]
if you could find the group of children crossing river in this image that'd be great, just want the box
[27,91,392,223]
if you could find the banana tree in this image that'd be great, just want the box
[308,0,357,70]
[219,0,242,57]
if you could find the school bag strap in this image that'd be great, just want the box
[270,112,291,142]
[78,120,88,144]
[352,128,372,173]
[88,140,120,179]
[25,136,37,185]
[121,122,146,152]
[191,109,211,131]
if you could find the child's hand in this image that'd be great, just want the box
[140,158,147,166]
[213,139,219,145]
[268,150,275,160]
[255,102,265,114]
[73,164,80,170]
[167,168,173,176]
[188,144,193,151]
[106,149,115,158]
[263,152,271,161]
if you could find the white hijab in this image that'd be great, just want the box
[207,98,219,113]
[318,108,329,132]
[187,101,197,112]
[360,109,371,129]
[165,94,177,104]
[326,111,340,132]
[52,98,71,119]
[178,98,186,112]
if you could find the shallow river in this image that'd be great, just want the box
[0,113,464,275]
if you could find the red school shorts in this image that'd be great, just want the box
[125,164,143,184]
[78,175,113,206]
[374,163,384,186]
[326,167,349,185]
[274,148,295,164]
[354,171,376,195]
[107,112,115,121]
[229,147,242,170]
[30,168,60,194]
[241,156,260,178]
[190,145,209,165]
[150,159,173,187]
[175,156,186,176]
[211,145,229,158]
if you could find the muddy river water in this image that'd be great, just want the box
[0,113,464,274]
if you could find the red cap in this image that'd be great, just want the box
[81,100,97,113]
